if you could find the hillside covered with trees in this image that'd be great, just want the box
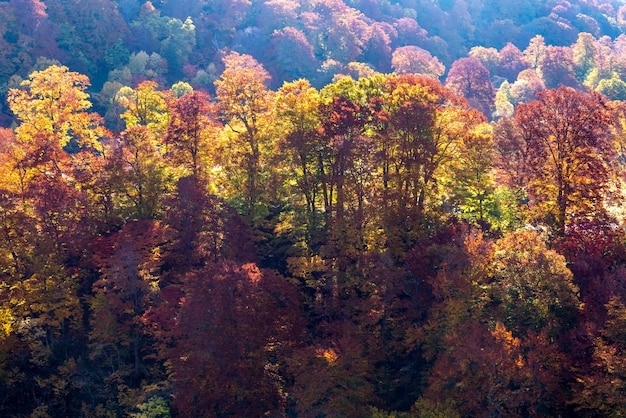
[3,0,626,417]
[2,0,626,124]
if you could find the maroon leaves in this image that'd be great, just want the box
[165,262,301,417]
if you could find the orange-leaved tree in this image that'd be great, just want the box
[165,90,219,177]
[515,86,616,235]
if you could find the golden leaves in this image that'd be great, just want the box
[8,65,104,150]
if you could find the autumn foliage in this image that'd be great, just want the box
[1,48,626,418]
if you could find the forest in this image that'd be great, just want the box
[3,0,626,417]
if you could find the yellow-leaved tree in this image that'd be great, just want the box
[8,64,105,151]
[1,65,108,413]
[215,52,276,220]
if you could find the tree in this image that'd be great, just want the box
[445,123,496,224]
[574,296,626,416]
[494,82,514,118]
[159,17,196,77]
[10,0,48,38]
[315,3,368,64]
[8,65,105,152]
[105,126,172,220]
[169,81,193,98]
[287,332,376,417]
[274,79,323,246]
[423,318,563,417]
[130,5,196,78]
[596,75,626,101]
[515,87,616,234]
[44,0,130,75]
[199,0,251,36]
[363,22,394,73]
[164,262,301,417]
[10,0,63,63]
[391,46,445,79]
[164,91,219,177]
[420,229,572,416]
[6,64,107,254]
[572,32,599,83]
[318,76,373,258]
[161,176,255,274]
[214,52,275,219]
[497,42,530,82]
[524,35,547,70]
[342,61,378,80]
[492,116,527,189]
[468,46,500,75]
[509,69,545,105]
[268,27,318,82]
[394,17,428,47]
[489,230,581,337]
[538,46,577,89]
[116,80,169,134]
[0,3,18,81]
[445,57,495,117]
[90,219,165,379]
[256,0,299,32]
[374,74,486,250]
[123,50,167,84]
[0,149,93,416]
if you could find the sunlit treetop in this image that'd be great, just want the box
[7,65,105,150]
